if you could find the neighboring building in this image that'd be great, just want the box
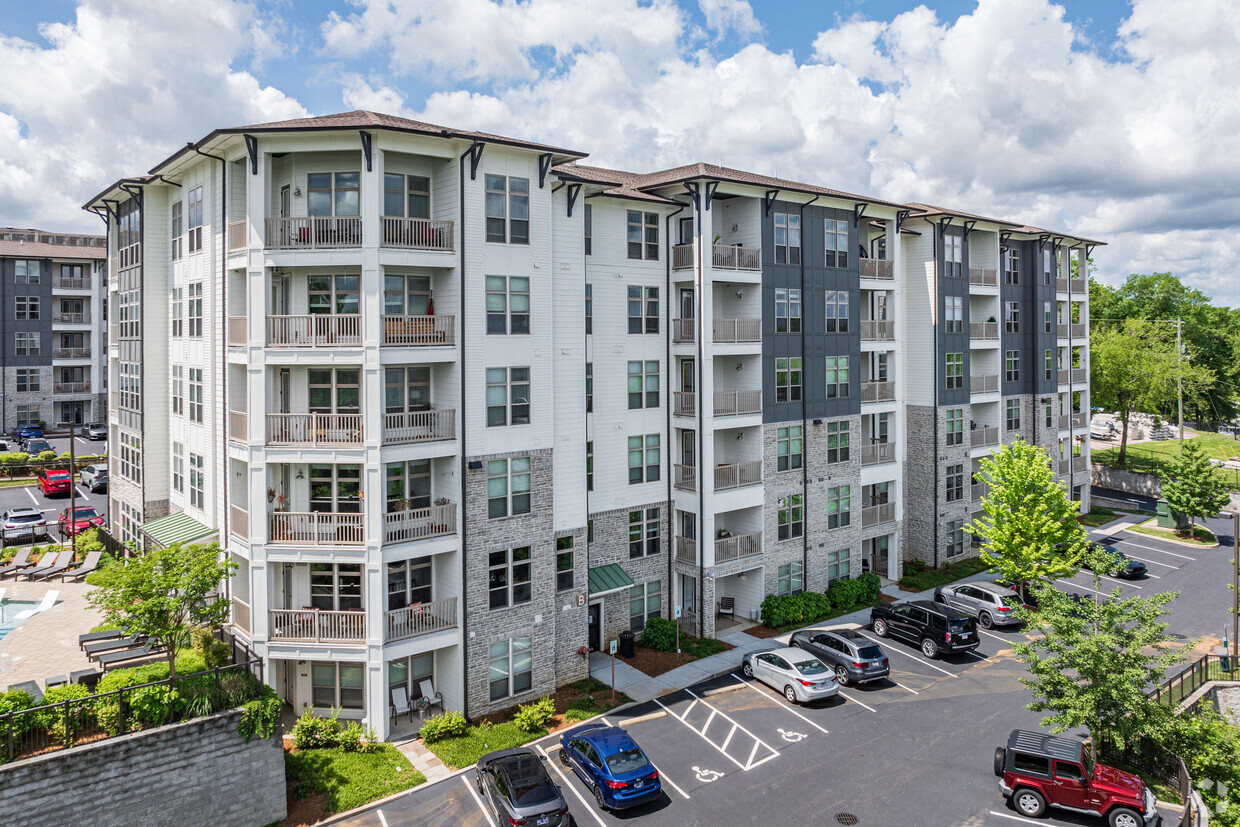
[85,111,1100,738]
[0,228,108,430]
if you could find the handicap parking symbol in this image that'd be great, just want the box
[778,728,806,743]
[693,766,723,783]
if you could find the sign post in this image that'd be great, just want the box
[608,639,618,703]
[674,605,682,660]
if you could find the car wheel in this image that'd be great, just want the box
[594,785,608,811]
[979,612,994,629]
[835,666,850,686]
[1108,807,1141,827]
[920,638,939,659]
[1014,788,1046,817]
[558,748,570,766]
[993,747,1006,777]
[873,619,889,637]
[783,685,798,703]
[742,660,754,678]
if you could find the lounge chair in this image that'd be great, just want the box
[13,590,57,620]
[0,549,34,579]
[718,596,736,619]
[85,634,140,658]
[391,685,413,725]
[33,552,80,581]
[17,551,67,582]
[69,668,102,689]
[79,628,124,649]
[7,680,42,703]
[44,675,67,689]
[98,642,157,669]
[418,679,444,716]
[61,551,103,583]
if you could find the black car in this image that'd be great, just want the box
[870,599,980,659]
[1082,543,1147,579]
[477,748,571,827]
[790,628,890,686]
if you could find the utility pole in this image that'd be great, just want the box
[1176,319,1184,445]
[1233,510,1238,672]
[64,421,76,548]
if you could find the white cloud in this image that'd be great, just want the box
[698,0,762,39]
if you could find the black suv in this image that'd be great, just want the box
[870,599,979,658]
[477,748,571,826]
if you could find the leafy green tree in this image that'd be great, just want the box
[86,541,237,680]
[967,439,1085,603]
[1161,440,1231,531]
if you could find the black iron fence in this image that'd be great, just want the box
[1152,653,1228,707]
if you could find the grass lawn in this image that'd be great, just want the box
[1092,433,1240,492]
[1127,520,1218,546]
[1078,506,1119,527]
[899,556,995,592]
[285,743,424,815]
[425,719,548,771]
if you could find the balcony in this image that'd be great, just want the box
[1056,277,1069,293]
[380,217,454,252]
[1056,323,1069,339]
[269,609,365,644]
[229,410,247,443]
[861,320,895,341]
[265,216,362,250]
[267,413,363,446]
[713,318,761,343]
[232,598,251,634]
[673,392,695,417]
[52,347,91,359]
[860,442,896,466]
[859,259,894,280]
[54,312,88,324]
[383,503,457,545]
[383,409,455,445]
[861,381,895,403]
[972,482,988,504]
[267,314,362,347]
[862,503,895,528]
[970,322,998,340]
[673,319,694,343]
[1070,278,1087,294]
[1073,455,1088,472]
[386,597,458,644]
[715,531,762,563]
[1057,368,1089,386]
[1072,412,1088,428]
[55,277,90,290]
[671,243,761,271]
[382,315,455,347]
[228,317,247,346]
[672,244,694,270]
[268,512,364,546]
[228,220,246,252]
[1058,458,1071,475]
[1071,323,1087,338]
[714,461,762,491]
[968,267,997,287]
[1058,414,1071,431]
[230,504,249,540]
[674,464,696,491]
[970,374,999,394]
[54,381,90,394]
[971,426,999,448]
[714,390,761,416]
[675,536,697,564]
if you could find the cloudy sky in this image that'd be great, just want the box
[1,0,1236,305]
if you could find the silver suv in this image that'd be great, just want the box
[934,581,1025,629]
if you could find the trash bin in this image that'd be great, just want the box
[619,630,635,658]
[1156,498,1175,528]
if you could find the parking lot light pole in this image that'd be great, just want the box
[1232,509,1238,672]
[60,422,75,548]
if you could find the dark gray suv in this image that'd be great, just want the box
[477,748,571,827]
[789,628,890,686]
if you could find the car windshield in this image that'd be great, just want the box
[1082,749,1094,779]
[603,748,650,775]
[792,658,828,675]
[856,646,884,659]
[72,507,99,519]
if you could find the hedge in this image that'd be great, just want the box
[760,572,882,629]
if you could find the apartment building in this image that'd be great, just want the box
[0,229,108,430]
[85,111,1099,738]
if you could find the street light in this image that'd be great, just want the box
[58,421,76,546]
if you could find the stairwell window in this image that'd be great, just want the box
[584,204,592,255]
[628,361,659,409]
[945,296,963,333]
[826,420,850,463]
[172,442,183,493]
[585,284,592,334]
[586,363,593,413]
[778,561,804,596]
[775,357,802,403]
[1006,399,1021,431]
[824,218,849,268]
[556,537,574,592]
[824,290,849,332]
[1004,247,1019,284]
[774,213,801,265]
[187,283,203,337]
[1044,302,1053,334]
[825,356,849,398]
[627,210,659,260]
[944,233,962,278]
[486,367,530,427]
[488,548,532,610]
[486,276,530,334]
[187,186,203,253]
[775,288,801,332]
[945,520,965,558]
[171,201,183,260]
[489,636,532,701]
[171,366,183,416]
[586,442,593,491]
[487,457,531,518]
[827,485,851,529]
[946,463,963,502]
[1005,350,1020,382]
[628,434,660,484]
[1045,350,1054,381]
[1005,301,1020,334]
[776,425,802,471]
[188,368,203,422]
[778,494,804,540]
[627,286,659,334]
[630,508,660,558]
[485,175,529,244]
[189,453,204,509]
[171,288,183,337]
[945,353,963,390]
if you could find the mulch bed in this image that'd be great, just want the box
[616,641,735,678]
[742,598,895,639]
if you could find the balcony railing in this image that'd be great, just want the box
[228,410,247,443]
[54,381,90,394]
[384,503,457,545]
[54,312,88,324]
[1070,278,1087,294]
[862,503,895,527]
[859,259,894,280]
[673,392,695,417]
[673,464,696,491]
[1072,412,1088,428]
[230,504,249,540]
[268,512,364,546]
[968,267,998,286]
[715,460,762,491]
[1073,367,1088,383]
[55,277,89,290]
[712,244,760,271]
[52,347,90,359]
[1058,369,1070,386]
[382,314,455,347]
[714,390,761,416]
[972,482,988,503]
[228,316,247,346]
[1058,459,1072,475]
[1071,323,1087,338]
[672,243,694,270]
[1057,323,1069,339]
[265,216,362,250]
[715,531,762,563]
[1058,414,1071,431]
[228,220,246,251]
[970,322,998,340]
[676,536,697,564]
[383,409,455,445]
[861,381,895,402]
[267,413,363,446]
[860,442,896,466]
[269,609,365,644]
[266,314,361,347]
[1073,455,1088,472]
[232,598,251,634]
[713,318,761,343]
[861,320,895,341]
[1056,277,1069,293]
[386,597,457,644]
[380,217,455,252]
[971,426,999,448]
[672,318,695,343]
[970,374,999,394]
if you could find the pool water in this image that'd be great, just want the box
[0,601,39,640]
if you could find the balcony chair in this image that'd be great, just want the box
[718,596,735,619]
[390,685,413,725]
[417,679,444,717]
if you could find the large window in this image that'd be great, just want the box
[586,442,593,491]
[309,274,359,315]
[1005,301,1020,334]
[487,457,531,518]
[1005,350,1021,382]
[627,286,659,334]
[386,459,431,512]
[555,536,574,592]
[585,363,593,413]
[486,367,531,427]
[387,559,431,610]
[14,369,38,392]
[824,290,849,332]
[825,356,850,398]
[388,653,434,703]
[171,201,183,260]
[627,210,659,260]
[171,288,183,337]
[629,508,660,558]
[486,276,530,334]
[628,434,660,484]
[945,520,965,558]
[1042,248,1055,284]
[489,636,532,701]
[172,442,184,493]
[775,288,801,333]
[188,368,203,422]
[189,453,204,509]
[826,548,851,585]
[1044,302,1053,334]
[585,283,592,333]
[16,405,40,428]
[946,409,963,446]
[827,485,851,529]
[826,420,850,463]
[384,366,430,417]
[15,296,38,320]
[14,260,39,284]
[1045,349,1054,381]
[944,233,962,277]
[489,547,532,610]
[777,425,802,471]
[170,365,183,416]
[308,465,362,513]
[383,173,430,218]
[383,274,430,316]
[945,353,963,390]
[14,332,39,356]
[945,295,963,334]
[119,361,141,410]
[824,218,848,267]
[946,463,963,502]
[187,186,203,253]
[1006,399,1021,431]
[778,562,804,596]
[775,357,802,403]
[309,563,362,611]
[774,213,800,265]
[629,581,661,632]
[187,283,203,337]
[778,494,804,541]
[628,361,659,409]
[312,662,364,710]
[1004,247,1019,284]
[485,175,529,244]
[308,172,359,217]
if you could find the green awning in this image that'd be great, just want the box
[588,563,635,598]
[140,511,216,549]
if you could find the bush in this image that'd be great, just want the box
[336,720,379,753]
[858,572,882,604]
[514,696,555,733]
[638,616,678,651]
[293,708,342,750]
[238,685,283,742]
[38,683,95,745]
[192,628,231,669]
[0,688,37,740]
[37,451,55,463]
[419,710,467,743]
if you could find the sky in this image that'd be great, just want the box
[0,0,1236,306]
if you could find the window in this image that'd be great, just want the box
[774,212,801,265]
[824,218,849,267]
[15,296,38,320]
[946,463,963,502]
[585,363,593,413]
[171,201,183,260]
[486,276,530,334]
[485,175,529,244]
[627,210,659,260]
[389,654,434,703]
[382,173,430,218]
[825,356,850,398]
[171,288,183,337]
[488,547,532,610]
[628,361,659,409]
[824,290,849,332]
[1005,350,1020,382]
[827,485,852,529]
[628,434,660,484]
[185,186,203,253]
[778,494,804,540]
[188,368,203,422]
[778,562,804,596]
[945,519,965,558]
[1045,399,1054,428]
[15,332,39,356]
[945,353,963,389]
[118,289,141,338]
[586,441,593,491]
[1003,247,1019,283]
[627,286,659,334]
[774,288,801,333]
[584,203,592,255]
[14,369,38,392]
[309,465,362,513]
[490,636,533,701]
[387,559,432,611]
[189,453,204,509]
[944,233,962,277]
[776,425,802,471]
[826,548,851,585]
[584,283,592,334]
[172,443,184,493]
[308,172,359,217]
[119,361,141,410]
[187,283,203,337]
[309,274,359,316]
[556,537,574,592]
[385,459,431,512]
[14,260,39,284]
[775,357,802,403]
[311,662,364,710]
[487,457,531,518]
[118,431,141,482]
[486,367,530,427]
[1045,349,1054,381]
[945,296,963,333]
[1004,301,1020,334]
[629,581,661,632]
[629,508,660,558]
[15,404,39,427]
[171,365,183,415]
[1006,399,1021,431]
[826,420,850,463]
[1043,248,1055,284]
[1044,302,1053,334]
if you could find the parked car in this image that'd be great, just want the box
[83,423,107,440]
[934,581,1027,628]
[1081,544,1147,579]
[2,508,47,531]
[789,628,890,686]
[57,505,106,537]
[37,469,72,497]
[476,748,571,827]
[79,464,108,493]
[9,425,43,443]
[870,599,979,659]
[23,438,52,458]
[995,729,1157,826]
[558,724,661,811]
[741,646,839,703]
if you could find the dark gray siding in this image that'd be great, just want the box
[938,225,969,407]
[0,257,53,367]
[1000,239,1034,396]
[1033,239,1059,397]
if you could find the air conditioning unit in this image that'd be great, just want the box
[749,608,760,622]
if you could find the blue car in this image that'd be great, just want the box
[558,723,661,811]
[10,425,42,443]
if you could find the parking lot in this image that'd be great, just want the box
[0,466,107,535]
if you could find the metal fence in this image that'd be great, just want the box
[1152,653,1227,707]
[1098,733,1193,827]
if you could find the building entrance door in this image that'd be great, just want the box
[588,602,602,652]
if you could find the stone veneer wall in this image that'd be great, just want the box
[2,366,54,432]
[904,405,974,566]
[588,502,670,648]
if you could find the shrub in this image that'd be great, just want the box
[128,685,179,729]
[38,684,95,745]
[237,685,283,742]
[293,708,342,750]
[336,720,379,753]
[0,688,37,740]
[638,616,677,651]
[419,710,467,743]
[192,628,231,669]
[514,696,555,733]
[826,577,867,611]
[858,572,882,604]
[37,451,56,463]
[75,528,105,554]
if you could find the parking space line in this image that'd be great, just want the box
[24,489,37,506]
[462,775,497,827]
[836,690,876,712]
[1097,573,1143,589]
[536,744,607,827]
[651,761,690,800]
[683,687,780,770]
[1120,553,1178,569]
[977,629,1012,644]
[745,741,760,767]
[376,810,389,827]
[720,721,736,752]
[729,675,830,734]
[855,633,957,677]
[965,650,992,663]
[1114,539,1196,561]
[747,750,779,770]
[987,809,1043,825]
[653,697,746,771]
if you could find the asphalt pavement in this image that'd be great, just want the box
[0,433,107,457]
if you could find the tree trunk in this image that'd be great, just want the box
[167,647,176,682]
[1118,408,1131,468]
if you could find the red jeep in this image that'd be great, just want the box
[995,730,1159,826]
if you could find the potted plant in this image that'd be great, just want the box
[716,527,734,539]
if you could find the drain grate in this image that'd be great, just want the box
[834,814,860,826]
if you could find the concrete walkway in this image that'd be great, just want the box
[393,736,451,783]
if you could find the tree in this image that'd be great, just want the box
[1161,440,1231,532]
[967,439,1086,603]
[1014,549,1182,764]
[86,541,237,681]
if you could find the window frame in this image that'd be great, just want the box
[628,434,661,484]
[826,420,850,464]
[827,485,852,530]
[945,353,963,390]
[488,547,532,610]
[488,635,533,702]
[778,493,804,541]
[629,580,662,632]
[486,367,531,427]
[487,457,532,519]
[777,561,804,596]
[774,212,801,265]
[945,519,965,558]
[311,661,365,710]
[826,548,851,586]
[626,210,659,260]
[825,355,850,398]
[629,508,660,558]
[945,295,963,334]
[186,186,204,253]
[627,286,659,334]
[776,425,803,472]
[1006,399,1021,431]
[1004,301,1020,334]
[946,463,963,503]
[824,290,849,333]
[775,287,801,333]
[484,175,529,245]
[189,452,205,509]
[824,218,849,268]
[485,275,531,335]
[627,360,660,409]
[555,536,575,592]
[1005,350,1020,382]
[943,233,962,277]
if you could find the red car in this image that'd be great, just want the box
[38,469,72,497]
[58,505,106,537]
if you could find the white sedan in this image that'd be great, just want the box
[741,646,839,703]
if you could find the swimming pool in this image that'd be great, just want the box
[0,601,39,640]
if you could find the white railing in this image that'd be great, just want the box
[1057,323,1069,339]
[1058,369,1071,386]
[1056,277,1069,293]
[1070,278,1087,294]
[1073,455,1088,472]
[1071,323,1087,338]
[1072,367,1088,383]
[228,410,248,443]
[969,267,998,286]
[55,277,89,290]
[861,320,895,341]
[1058,458,1072,475]
[672,243,694,270]
[1072,412,1088,428]
[672,318,695,343]
[54,312,88,324]
[862,503,895,527]
[266,413,363,446]
[713,318,761,343]
[54,381,90,393]
[52,347,90,359]
[715,531,762,563]
[970,374,999,394]
[228,220,246,251]
[383,504,457,544]
[264,216,362,249]
[714,460,762,491]
[266,314,362,347]
[230,504,249,540]
[674,464,696,491]
[970,322,999,340]
[386,597,457,643]
[861,381,895,402]
[380,217,455,252]
[269,609,365,643]
[860,442,896,466]
[673,392,696,417]
[232,598,251,634]
[381,314,455,346]
[1058,414,1071,431]
[971,426,999,447]
[859,259,894,279]
[676,536,697,564]
[383,409,455,444]
[228,316,247,346]
[268,512,364,545]
[714,389,761,416]
[712,244,761,271]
